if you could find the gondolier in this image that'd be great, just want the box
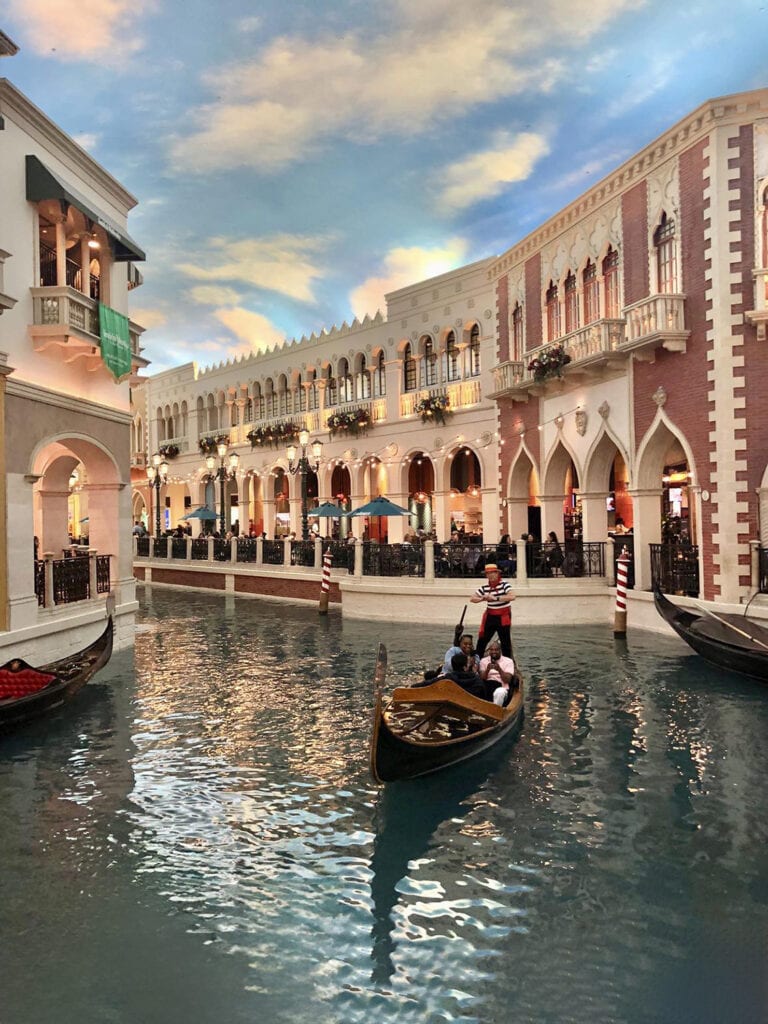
[471,564,515,659]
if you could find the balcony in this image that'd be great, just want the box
[400,379,481,418]
[29,285,147,378]
[745,268,768,341]
[621,293,688,359]
[490,318,626,401]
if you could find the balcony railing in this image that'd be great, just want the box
[400,379,481,419]
[622,294,688,356]
[490,318,626,398]
[34,553,111,606]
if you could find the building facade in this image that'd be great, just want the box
[0,39,147,659]
[491,86,768,604]
[136,86,768,611]
[134,258,502,545]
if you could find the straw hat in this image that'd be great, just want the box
[484,563,499,574]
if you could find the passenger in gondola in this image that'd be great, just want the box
[441,652,487,699]
[442,633,480,675]
[479,641,517,706]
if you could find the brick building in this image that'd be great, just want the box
[490,86,768,604]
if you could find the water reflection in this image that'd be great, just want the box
[2,591,768,1023]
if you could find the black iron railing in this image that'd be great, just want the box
[136,535,150,557]
[34,559,45,605]
[213,539,231,561]
[759,546,768,594]
[361,542,425,577]
[434,542,514,578]
[526,540,606,579]
[292,540,316,567]
[152,538,168,559]
[171,537,187,559]
[262,540,284,565]
[96,555,111,594]
[650,543,699,596]
[237,537,258,562]
[191,538,208,560]
[53,556,90,604]
[324,541,355,572]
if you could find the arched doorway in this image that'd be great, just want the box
[448,447,483,537]
[407,451,434,533]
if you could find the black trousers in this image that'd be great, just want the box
[475,611,513,659]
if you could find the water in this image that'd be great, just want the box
[2,589,768,1024]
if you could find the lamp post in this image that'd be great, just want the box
[205,441,239,535]
[287,429,323,541]
[146,452,169,536]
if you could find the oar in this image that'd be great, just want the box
[453,604,468,646]
[697,606,768,651]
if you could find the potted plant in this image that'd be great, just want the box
[415,394,450,425]
[527,344,571,382]
[327,407,371,439]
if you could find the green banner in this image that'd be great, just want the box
[98,304,132,380]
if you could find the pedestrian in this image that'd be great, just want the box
[471,563,515,659]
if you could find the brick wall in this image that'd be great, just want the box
[496,274,509,364]
[621,182,649,306]
[524,252,542,352]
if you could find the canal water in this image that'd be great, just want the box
[2,588,767,1024]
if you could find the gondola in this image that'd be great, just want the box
[370,644,524,783]
[654,586,768,683]
[0,615,114,729]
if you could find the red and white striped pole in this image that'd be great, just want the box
[614,545,630,637]
[319,549,333,615]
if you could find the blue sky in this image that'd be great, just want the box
[4,0,766,372]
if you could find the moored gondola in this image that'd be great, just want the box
[654,586,768,683]
[0,616,114,730]
[370,644,524,783]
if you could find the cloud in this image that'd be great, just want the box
[349,240,469,319]
[169,0,641,172]
[7,0,151,61]
[72,132,99,152]
[188,285,243,307]
[177,234,328,303]
[128,306,168,330]
[435,131,550,212]
[214,308,286,354]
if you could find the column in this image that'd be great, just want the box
[578,491,609,542]
[629,487,663,591]
[55,217,67,287]
[538,493,566,540]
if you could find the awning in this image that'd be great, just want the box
[26,155,145,263]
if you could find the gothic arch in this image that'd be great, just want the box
[583,425,632,493]
[635,410,697,491]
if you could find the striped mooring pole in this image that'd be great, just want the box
[614,545,630,637]
[319,549,332,615]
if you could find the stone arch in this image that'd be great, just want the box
[583,425,631,493]
[541,437,581,496]
[635,410,697,492]
[31,435,122,558]
[507,444,540,539]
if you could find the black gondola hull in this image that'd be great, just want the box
[0,617,113,729]
[654,588,768,683]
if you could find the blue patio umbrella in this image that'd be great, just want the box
[181,506,218,521]
[310,501,346,517]
[350,496,411,518]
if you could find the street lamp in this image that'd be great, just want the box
[146,452,169,536]
[205,441,239,535]
[287,428,323,540]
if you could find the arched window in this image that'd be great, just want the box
[277,375,289,416]
[156,406,165,442]
[325,367,338,407]
[206,394,218,431]
[244,397,253,423]
[230,401,238,427]
[422,337,437,386]
[511,303,523,359]
[373,352,386,397]
[306,373,318,411]
[761,184,768,274]
[654,213,677,293]
[603,248,619,319]
[403,343,417,391]
[264,379,276,419]
[356,356,371,400]
[564,271,579,334]
[546,281,561,340]
[338,358,353,403]
[469,324,480,376]
[446,331,460,381]
[253,384,264,421]
[583,261,599,324]
[180,401,188,437]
